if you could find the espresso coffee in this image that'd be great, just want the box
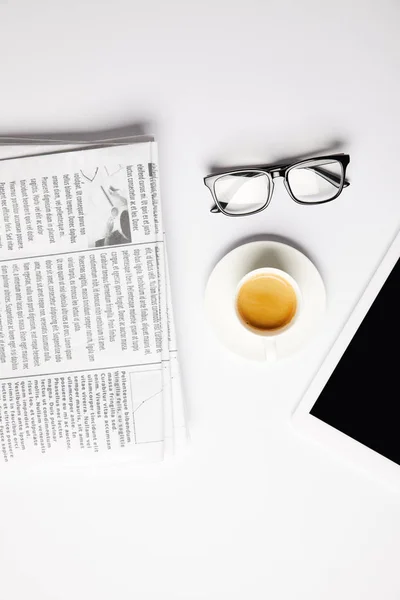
[236,273,297,332]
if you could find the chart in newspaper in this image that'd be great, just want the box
[0,140,185,466]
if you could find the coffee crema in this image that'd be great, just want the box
[236,274,297,332]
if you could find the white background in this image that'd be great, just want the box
[0,1,400,599]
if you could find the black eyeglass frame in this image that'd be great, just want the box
[204,153,350,217]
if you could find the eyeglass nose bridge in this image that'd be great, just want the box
[267,169,293,204]
[270,168,285,179]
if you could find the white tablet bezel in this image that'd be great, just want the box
[292,230,400,488]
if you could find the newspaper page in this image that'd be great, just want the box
[0,141,183,466]
[0,137,186,457]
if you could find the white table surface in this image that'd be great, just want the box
[1,1,400,599]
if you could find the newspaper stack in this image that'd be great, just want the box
[0,137,186,466]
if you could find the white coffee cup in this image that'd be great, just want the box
[234,267,302,361]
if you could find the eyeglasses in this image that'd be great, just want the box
[204,154,350,217]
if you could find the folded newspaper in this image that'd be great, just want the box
[0,137,186,466]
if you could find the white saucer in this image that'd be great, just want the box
[205,241,326,362]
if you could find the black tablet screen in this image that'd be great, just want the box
[310,257,400,465]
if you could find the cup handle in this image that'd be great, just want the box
[263,338,277,362]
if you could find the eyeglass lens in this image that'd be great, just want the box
[286,158,344,203]
[214,171,270,215]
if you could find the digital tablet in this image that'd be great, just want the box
[292,230,400,487]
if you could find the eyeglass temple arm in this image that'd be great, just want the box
[210,166,349,213]
[310,166,350,189]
